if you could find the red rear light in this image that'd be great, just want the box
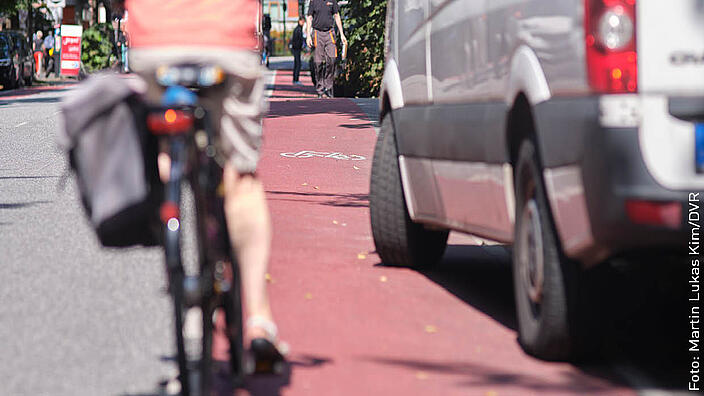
[625,200,681,229]
[147,109,194,135]
[585,0,637,93]
[160,201,180,223]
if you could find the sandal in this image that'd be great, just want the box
[246,316,288,374]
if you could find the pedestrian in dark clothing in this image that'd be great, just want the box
[289,17,305,85]
[306,0,347,98]
[43,31,55,75]
[262,14,272,67]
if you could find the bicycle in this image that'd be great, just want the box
[146,64,246,396]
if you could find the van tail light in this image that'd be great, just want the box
[625,200,681,229]
[147,109,194,135]
[585,0,637,93]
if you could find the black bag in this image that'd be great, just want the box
[58,74,163,247]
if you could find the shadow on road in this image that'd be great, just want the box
[397,244,518,331]
[0,86,70,105]
[364,356,627,394]
[0,176,59,180]
[0,200,51,210]
[377,243,692,392]
[338,123,376,130]
[243,354,332,396]
[127,352,331,395]
[0,96,62,106]
[266,97,371,121]
[266,191,369,208]
[265,81,316,100]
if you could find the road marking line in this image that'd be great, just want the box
[14,122,28,128]
[264,69,277,99]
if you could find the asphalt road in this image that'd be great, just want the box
[0,63,696,396]
[0,84,176,395]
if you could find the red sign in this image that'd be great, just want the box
[60,25,82,77]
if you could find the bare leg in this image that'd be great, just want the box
[157,156,276,341]
[222,163,275,341]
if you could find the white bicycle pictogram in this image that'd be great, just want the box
[280,150,366,161]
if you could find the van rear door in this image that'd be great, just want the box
[637,1,704,94]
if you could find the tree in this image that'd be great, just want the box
[335,0,386,98]
[0,1,50,44]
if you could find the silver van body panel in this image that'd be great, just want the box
[390,0,587,240]
[543,166,601,263]
[386,0,704,261]
[397,0,431,105]
[399,156,514,242]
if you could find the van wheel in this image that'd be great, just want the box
[513,139,581,361]
[369,115,449,268]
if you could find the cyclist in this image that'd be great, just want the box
[124,0,285,364]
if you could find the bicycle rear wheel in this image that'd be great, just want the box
[163,139,191,396]
[192,164,245,390]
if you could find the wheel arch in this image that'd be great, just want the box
[507,93,538,166]
[379,58,404,121]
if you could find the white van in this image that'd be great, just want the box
[370,0,704,360]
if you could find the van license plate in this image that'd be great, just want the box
[697,124,704,173]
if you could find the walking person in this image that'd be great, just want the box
[32,31,44,77]
[306,0,347,98]
[43,30,55,75]
[289,17,305,85]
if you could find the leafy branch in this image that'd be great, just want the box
[335,0,386,98]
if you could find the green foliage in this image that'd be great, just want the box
[335,0,386,98]
[0,0,29,14]
[81,23,114,72]
[0,1,53,38]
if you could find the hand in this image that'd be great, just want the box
[306,36,313,48]
[341,35,348,46]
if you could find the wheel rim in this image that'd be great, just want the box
[518,198,545,306]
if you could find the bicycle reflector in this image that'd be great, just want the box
[147,109,194,135]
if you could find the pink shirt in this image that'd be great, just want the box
[126,0,259,50]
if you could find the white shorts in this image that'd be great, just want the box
[130,47,266,173]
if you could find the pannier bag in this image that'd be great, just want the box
[57,74,163,247]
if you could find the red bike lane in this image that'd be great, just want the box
[223,70,636,396]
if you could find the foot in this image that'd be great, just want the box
[250,338,286,374]
[317,93,324,99]
[246,316,287,374]
[324,89,333,98]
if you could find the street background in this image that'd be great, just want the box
[0,58,692,395]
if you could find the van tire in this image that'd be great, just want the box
[513,139,582,361]
[369,115,449,268]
